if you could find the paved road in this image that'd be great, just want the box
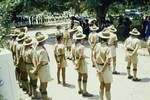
[18,29,150,100]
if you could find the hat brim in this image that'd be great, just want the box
[73,34,86,40]
[10,34,17,37]
[16,36,26,41]
[23,42,33,46]
[109,28,117,33]
[98,32,111,39]
[37,36,48,43]
[129,31,140,36]
[90,27,99,31]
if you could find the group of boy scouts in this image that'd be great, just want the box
[8,19,150,100]
[8,27,51,100]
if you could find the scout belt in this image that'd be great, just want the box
[127,48,134,51]
[25,62,33,65]
[41,63,48,67]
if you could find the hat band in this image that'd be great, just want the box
[76,34,83,37]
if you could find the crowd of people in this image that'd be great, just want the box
[15,14,70,27]
[7,17,150,100]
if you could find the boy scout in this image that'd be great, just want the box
[54,35,67,86]
[88,25,99,67]
[9,29,20,63]
[63,26,72,60]
[93,30,113,100]
[34,34,51,100]
[124,28,141,81]
[107,25,120,74]
[9,29,20,83]
[73,32,93,97]
[23,37,39,98]
[16,32,26,90]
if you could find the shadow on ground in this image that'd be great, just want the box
[140,77,150,83]
[87,95,99,100]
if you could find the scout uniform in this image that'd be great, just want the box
[88,25,99,67]
[35,34,51,100]
[107,25,120,74]
[94,30,112,100]
[54,35,67,86]
[16,32,26,89]
[23,37,39,98]
[73,32,93,97]
[71,43,76,64]
[124,28,141,81]
[63,27,72,59]
[74,21,83,33]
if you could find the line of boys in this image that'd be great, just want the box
[9,27,51,100]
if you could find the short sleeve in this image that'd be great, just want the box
[106,48,111,59]
[135,39,141,49]
[80,45,84,57]
[39,50,49,63]
[32,49,38,66]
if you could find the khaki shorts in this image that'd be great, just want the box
[125,51,138,64]
[38,64,51,82]
[97,65,113,83]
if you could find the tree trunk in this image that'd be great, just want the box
[95,4,108,31]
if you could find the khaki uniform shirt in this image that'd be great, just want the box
[54,43,67,68]
[35,46,51,82]
[94,43,111,66]
[88,33,99,50]
[23,47,35,71]
[108,33,118,46]
[9,40,17,54]
[124,36,140,55]
[63,30,72,47]
[124,36,140,64]
[74,43,87,74]
[16,43,25,70]
[36,46,49,66]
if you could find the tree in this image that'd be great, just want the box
[86,0,150,29]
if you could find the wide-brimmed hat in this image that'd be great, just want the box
[73,31,86,40]
[98,30,111,39]
[108,25,117,32]
[129,28,140,36]
[10,28,20,37]
[23,37,33,46]
[20,27,28,33]
[16,32,26,41]
[90,25,99,31]
[10,30,17,37]
[36,34,48,43]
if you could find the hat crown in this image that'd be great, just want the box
[25,38,32,44]
[129,28,140,35]
[108,25,117,32]
[76,32,83,37]
[36,34,45,42]
[132,28,138,33]
[102,31,110,37]
[18,33,25,39]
